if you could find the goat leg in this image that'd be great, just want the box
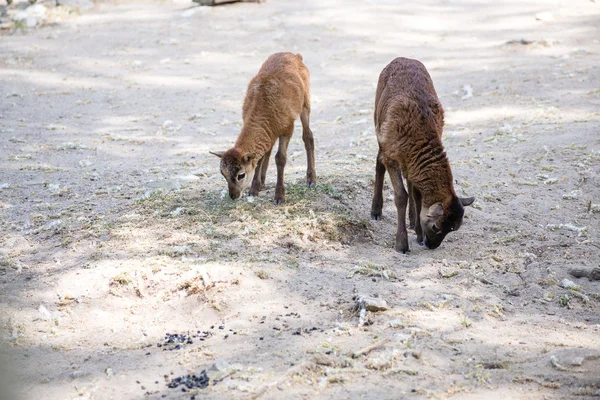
[388,165,409,253]
[406,179,416,230]
[274,134,291,205]
[300,108,316,187]
[411,184,424,245]
[249,155,265,196]
[370,146,386,220]
[259,149,271,190]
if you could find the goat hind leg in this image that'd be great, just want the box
[370,146,386,220]
[300,108,316,187]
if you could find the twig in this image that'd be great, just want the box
[352,337,392,359]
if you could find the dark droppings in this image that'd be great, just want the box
[160,331,213,351]
[166,370,210,390]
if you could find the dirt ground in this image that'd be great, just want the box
[1,0,599,399]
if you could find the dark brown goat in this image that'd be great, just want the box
[370,58,474,253]
[211,52,316,204]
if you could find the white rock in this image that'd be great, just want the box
[561,279,580,290]
[180,9,197,17]
[211,358,230,372]
[38,304,52,320]
[132,60,143,68]
[496,124,513,135]
[535,12,555,22]
[389,319,405,328]
[47,183,61,194]
[26,17,38,28]
[562,190,580,200]
[27,4,47,19]
[176,174,200,182]
[59,0,94,9]
[170,207,184,217]
[13,11,28,22]
[461,84,473,100]
[160,58,171,64]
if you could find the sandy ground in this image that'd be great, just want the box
[1,0,600,399]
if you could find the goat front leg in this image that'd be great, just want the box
[387,165,409,253]
[406,179,416,230]
[249,155,266,196]
[370,146,386,220]
[274,134,291,205]
[411,184,424,245]
[300,108,316,187]
[259,149,271,190]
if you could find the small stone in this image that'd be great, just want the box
[13,11,28,22]
[180,9,197,17]
[211,358,230,372]
[389,319,405,329]
[358,296,389,312]
[69,370,90,380]
[535,11,555,22]
[561,279,581,290]
[38,304,53,320]
[314,353,336,367]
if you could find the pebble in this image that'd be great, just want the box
[561,279,581,290]
[211,358,230,372]
[535,11,555,22]
[357,296,389,312]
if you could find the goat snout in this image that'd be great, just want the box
[229,191,242,200]
[424,236,442,250]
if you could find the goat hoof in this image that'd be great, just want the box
[371,212,382,221]
[395,248,409,254]
[307,183,316,188]
[274,199,284,205]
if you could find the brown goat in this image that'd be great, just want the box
[211,52,316,204]
[370,57,474,253]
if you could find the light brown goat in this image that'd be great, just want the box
[370,58,474,253]
[211,52,316,204]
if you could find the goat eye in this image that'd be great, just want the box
[237,172,246,181]
[431,224,440,234]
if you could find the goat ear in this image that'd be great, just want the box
[459,196,475,207]
[243,153,256,163]
[209,151,225,158]
[427,202,444,218]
